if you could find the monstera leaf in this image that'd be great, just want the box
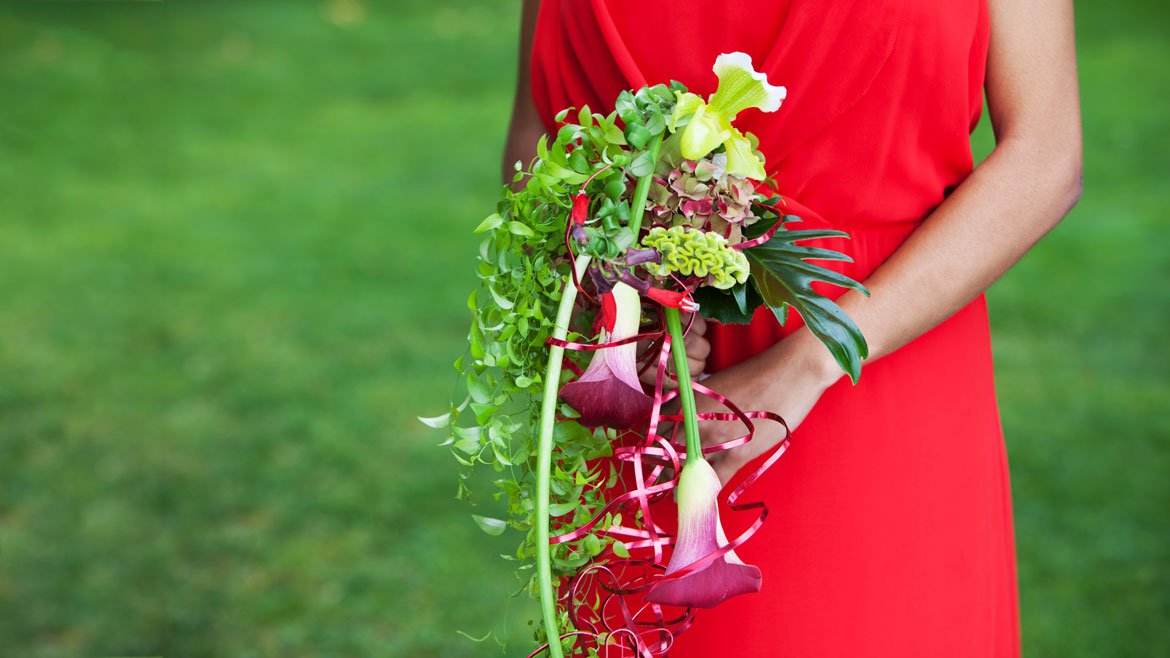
[742,216,870,382]
[693,280,763,325]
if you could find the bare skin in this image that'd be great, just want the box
[502,0,544,184]
[506,0,1083,484]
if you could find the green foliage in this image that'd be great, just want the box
[614,82,685,149]
[741,213,870,382]
[693,280,763,325]
[445,99,671,633]
[690,207,869,380]
[448,83,698,651]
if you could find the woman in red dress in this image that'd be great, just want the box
[505,1,1083,655]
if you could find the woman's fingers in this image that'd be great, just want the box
[638,313,711,385]
[687,356,706,377]
[689,313,708,336]
[684,314,710,377]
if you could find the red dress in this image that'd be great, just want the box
[531,1,1020,655]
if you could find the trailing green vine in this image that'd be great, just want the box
[422,86,683,650]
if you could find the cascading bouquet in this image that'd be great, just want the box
[422,53,868,657]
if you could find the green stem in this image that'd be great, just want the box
[664,307,703,465]
[531,131,663,655]
[534,253,591,658]
[626,132,664,238]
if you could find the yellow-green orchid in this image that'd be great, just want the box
[670,52,786,180]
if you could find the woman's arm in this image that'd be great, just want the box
[833,0,1082,365]
[502,0,545,184]
[707,0,1083,483]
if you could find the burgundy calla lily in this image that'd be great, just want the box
[644,458,762,608]
[559,282,653,428]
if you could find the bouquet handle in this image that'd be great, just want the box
[534,253,592,658]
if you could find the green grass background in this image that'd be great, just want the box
[0,1,1165,656]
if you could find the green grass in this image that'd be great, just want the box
[0,1,1165,656]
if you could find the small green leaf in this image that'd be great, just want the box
[417,412,451,429]
[628,149,655,177]
[603,121,626,145]
[469,402,498,424]
[644,112,665,136]
[474,213,504,233]
[549,500,578,517]
[491,443,515,466]
[487,285,515,310]
[625,124,651,150]
[466,374,491,404]
[508,221,536,238]
[472,515,508,536]
[611,227,635,251]
[453,424,481,442]
[454,435,481,455]
[468,323,485,359]
[610,540,630,558]
[604,176,625,200]
[733,281,748,314]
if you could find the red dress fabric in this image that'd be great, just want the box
[531,1,1020,655]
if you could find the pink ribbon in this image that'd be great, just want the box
[534,300,791,657]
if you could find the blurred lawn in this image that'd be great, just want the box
[0,1,1165,657]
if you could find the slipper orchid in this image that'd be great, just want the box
[559,281,653,429]
[670,52,786,181]
[644,458,762,608]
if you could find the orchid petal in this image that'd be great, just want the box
[680,104,732,161]
[669,54,784,180]
[707,52,787,118]
[644,459,762,609]
[721,129,767,181]
[668,91,705,132]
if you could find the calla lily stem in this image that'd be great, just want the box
[536,130,663,657]
[535,253,591,658]
[664,307,704,465]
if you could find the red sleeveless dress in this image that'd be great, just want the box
[531,1,1020,655]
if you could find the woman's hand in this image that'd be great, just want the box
[697,328,842,485]
[646,321,842,486]
[639,314,709,386]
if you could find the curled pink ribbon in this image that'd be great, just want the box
[532,303,791,657]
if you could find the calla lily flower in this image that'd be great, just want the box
[670,52,786,181]
[644,458,762,608]
[559,281,653,429]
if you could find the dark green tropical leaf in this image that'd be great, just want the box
[693,281,762,325]
[743,218,870,382]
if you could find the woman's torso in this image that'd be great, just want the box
[531,0,990,366]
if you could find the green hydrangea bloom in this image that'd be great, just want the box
[640,226,750,290]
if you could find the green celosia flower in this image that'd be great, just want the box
[668,52,786,180]
[640,226,749,290]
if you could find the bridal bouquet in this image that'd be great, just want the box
[422,53,868,657]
